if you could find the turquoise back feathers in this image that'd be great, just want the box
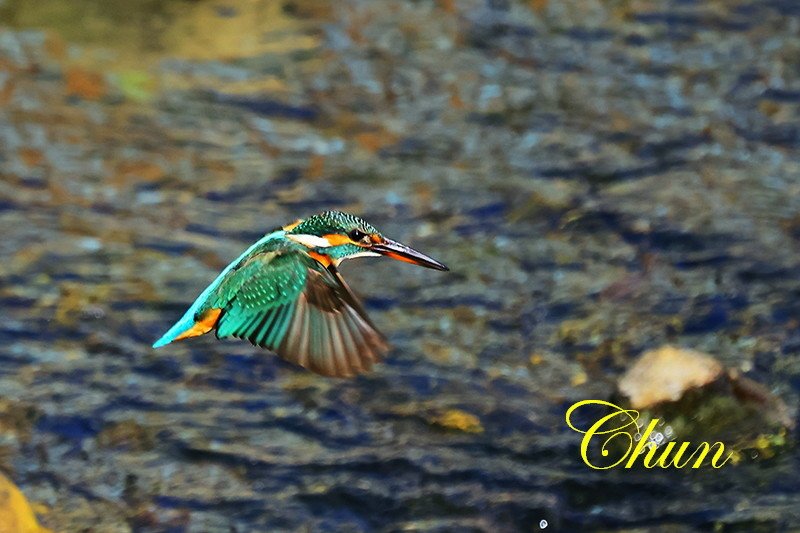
[151,229,286,348]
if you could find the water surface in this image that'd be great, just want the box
[1,0,799,530]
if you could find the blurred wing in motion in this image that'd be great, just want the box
[213,249,388,377]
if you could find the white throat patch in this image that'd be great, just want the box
[286,233,333,248]
[333,250,380,266]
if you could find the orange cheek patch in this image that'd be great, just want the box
[174,307,222,341]
[370,234,383,244]
[322,233,352,246]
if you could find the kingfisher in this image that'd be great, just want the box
[152,211,448,377]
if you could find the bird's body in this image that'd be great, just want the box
[153,211,448,377]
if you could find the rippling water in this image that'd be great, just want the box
[1,0,799,531]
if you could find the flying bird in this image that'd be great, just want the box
[153,211,448,377]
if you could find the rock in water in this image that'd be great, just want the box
[615,345,795,463]
[619,345,724,409]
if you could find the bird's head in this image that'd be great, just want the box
[284,210,448,270]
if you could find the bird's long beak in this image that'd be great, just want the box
[372,238,449,271]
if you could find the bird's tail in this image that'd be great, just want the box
[152,308,222,348]
[151,230,286,349]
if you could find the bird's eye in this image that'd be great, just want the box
[348,229,369,243]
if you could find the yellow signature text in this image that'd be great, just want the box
[565,400,734,469]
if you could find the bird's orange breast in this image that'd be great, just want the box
[308,251,333,267]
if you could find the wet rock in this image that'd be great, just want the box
[430,408,484,434]
[96,420,156,452]
[64,67,107,101]
[616,345,795,462]
[618,345,724,409]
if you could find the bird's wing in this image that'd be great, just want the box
[212,249,388,377]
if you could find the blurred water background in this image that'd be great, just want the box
[1,0,800,531]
